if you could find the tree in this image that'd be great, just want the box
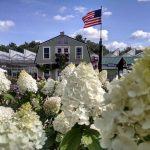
[8,42,18,51]
[75,34,109,55]
[74,34,86,43]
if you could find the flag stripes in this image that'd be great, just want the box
[82,9,101,28]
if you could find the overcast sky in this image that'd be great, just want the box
[0,0,150,50]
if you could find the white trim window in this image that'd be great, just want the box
[43,47,50,59]
[55,46,70,54]
[75,46,83,59]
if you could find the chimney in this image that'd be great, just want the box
[60,31,64,35]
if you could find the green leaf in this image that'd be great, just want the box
[82,128,102,150]
[59,127,82,150]
[3,93,15,101]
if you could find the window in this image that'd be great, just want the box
[55,70,61,80]
[75,47,83,59]
[55,47,70,54]
[57,48,62,54]
[64,48,69,54]
[43,47,50,59]
[44,70,50,80]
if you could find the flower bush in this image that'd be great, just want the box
[2,48,150,150]
[0,103,46,150]
[94,48,150,150]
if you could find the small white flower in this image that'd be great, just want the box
[17,70,38,93]
[53,112,71,134]
[43,96,61,114]
[0,72,11,95]
[0,106,14,121]
[41,78,56,96]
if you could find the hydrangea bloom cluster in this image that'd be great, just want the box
[17,70,38,94]
[53,78,67,97]
[61,63,76,80]
[53,112,71,134]
[61,63,105,128]
[43,96,61,114]
[0,72,11,95]
[0,106,14,121]
[94,48,150,150]
[54,63,75,97]
[98,70,110,91]
[41,78,56,96]
[0,103,46,150]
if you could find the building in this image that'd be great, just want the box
[90,49,143,80]
[35,32,91,80]
[0,49,37,78]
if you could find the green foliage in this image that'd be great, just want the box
[59,126,82,150]
[59,125,102,150]
[74,34,109,55]
[82,128,102,150]
[75,34,86,43]
[2,93,15,102]
[0,41,40,53]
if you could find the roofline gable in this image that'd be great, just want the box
[40,34,87,46]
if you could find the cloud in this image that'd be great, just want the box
[59,6,67,13]
[103,7,112,16]
[138,0,150,2]
[148,39,150,42]
[106,41,128,50]
[53,15,74,21]
[35,40,44,43]
[74,6,87,14]
[103,11,112,16]
[34,11,47,17]
[0,20,15,31]
[72,27,108,42]
[131,30,150,38]
[131,44,145,50]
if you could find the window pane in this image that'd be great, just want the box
[57,48,62,53]
[76,47,82,59]
[44,48,49,53]
[44,70,50,79]
[44,54,49,58]
[44,48,49,58]
[64,48,68,53]
[77,48,82,52]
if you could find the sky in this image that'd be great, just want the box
[0,0,150,50]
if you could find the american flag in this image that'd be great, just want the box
[82,9,101,28]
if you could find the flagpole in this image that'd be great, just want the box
[98,6,103,72]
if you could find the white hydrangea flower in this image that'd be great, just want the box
[0,72,11,95]
[0,106,14,121]
[43,96,61,114]
[94,48,150,150]
[53,112,71,134]
[99,70,107,84]
[61,63,105,128]
[0,103,46,150]
[61,63,75,80]
[53,79,67,97]
[17,70,38,93]
[41,78,56,96]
